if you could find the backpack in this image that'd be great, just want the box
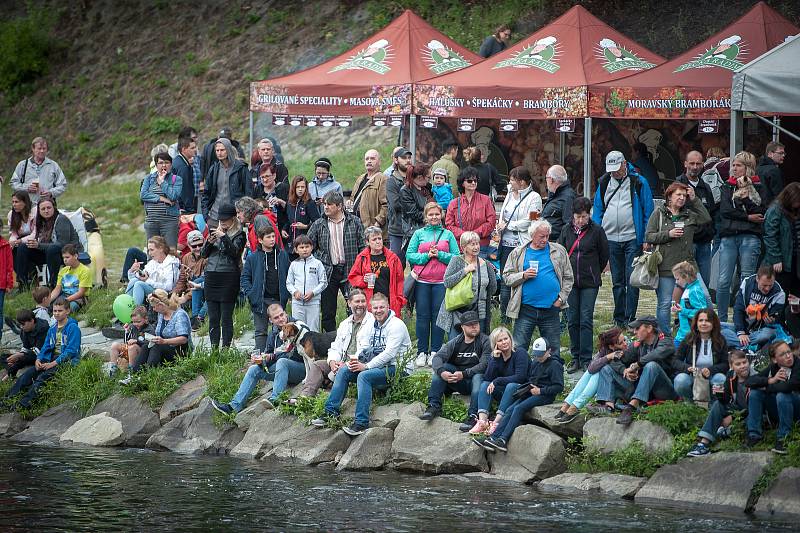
[701,161,725,205]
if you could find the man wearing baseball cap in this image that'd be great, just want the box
[593,315,677,425]
[591,150,654,329]
[178,229,207,330]
[420,311,491,425]
[385,147,413,266]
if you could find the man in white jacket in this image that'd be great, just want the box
[312,292,411,436]
[299,289,373,397]
[285,235,327,332]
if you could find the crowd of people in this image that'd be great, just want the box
[0,129,797,453]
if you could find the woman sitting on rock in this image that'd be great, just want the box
[125,236,180,305]
[555,327,626,423]
[121,289,191,384]
[468,326,529,435]
[672,308,729,401]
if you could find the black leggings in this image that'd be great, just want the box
[130,343,185,372]
[14,243,64,287]
[207,300,235,347]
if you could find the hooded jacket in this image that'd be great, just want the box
[172,153,195,213]
[286,255,327,304]
[611,329,675,376]
[309,175,342,203]
[591,164,654,245]
[518,356,564,399]
[355,310,412,372]
[756,155,783,208]
[405,224,460,284]
[202,157,251,219]
[348,246,406,316]
[733,274,785,335]
[431,332,491,379]
[21,317,50,352]
[37,317,81,365]
[241,246,290,312]
[645,197,712,277]
[327,311,374,364]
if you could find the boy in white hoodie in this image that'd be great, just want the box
[286,235,327,332]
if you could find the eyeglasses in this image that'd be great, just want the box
[464,178,477,183]
[190,243,203,248]
[773,151,786,156]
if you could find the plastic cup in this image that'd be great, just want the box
[529,260,539,273]
[674,221,685,229]
[789,295,800,314]
[366,273,376,289]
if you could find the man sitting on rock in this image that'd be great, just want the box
[1,309,49,381]
[211,303,303,415]
[419,311,490,426]
[311,292,411,436]
[593,315,677,425]
[298,288,373,399]
[721,265,786,349]
[3,298,81,410]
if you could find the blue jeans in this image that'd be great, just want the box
[564,371,600,409]
[415,281,445,355]
[567,287,599,366]
[229,358,306,411]
[608,239,641,326]
[596,364,636,403]
[498,244,515,323]
[324,365,396,427]
[494,393,555,442]
[656,276,677,335]
[631,361,678,403]
[513,304,562,361]
[721,323,776,349]
[694,242,712,286]
[476,380,508,415]
[427,364,482,415]
[698,400,741,443]
[717,234,761,322]
[7,366,58,409]
[747,389,800,440]
[389,235,406,269]
[191,275,206,319]
[126,279,155,305]
[122,247,148,282]
[673,372,726,401]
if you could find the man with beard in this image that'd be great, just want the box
[676,151,716,284]
[385,147,412,266]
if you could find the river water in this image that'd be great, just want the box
[0,442,790,532]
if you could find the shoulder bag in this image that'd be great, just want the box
[692,342,710,403]
[629,210,663,290]
[403,229,443,308]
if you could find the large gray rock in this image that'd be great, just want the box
[583,417,673,455]
[754,467,800,520]
[390,411,487,474]
[488,425,566,483]
[91,394,160,447]
[526,404,586,440]
[231,410,350,465]
[0,412,27,437]
[60,412,125,447]
[337,427,394,471]
[146,398,243,455]
[11,403,83,445]
[234,394,275,431]
[158,375,207,423]
[537,472,646,499]
[636,452,772,513]
[372,402,423,430]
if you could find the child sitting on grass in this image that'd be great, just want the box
[2,297,81,411]
[107,306,151,375]
[4,286,52,336]
[687,350,751,457]
[0,309,49,381]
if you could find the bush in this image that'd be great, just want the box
[147,117,182,137]
[0,7,58,96]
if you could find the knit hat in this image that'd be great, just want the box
[218,203,237,221]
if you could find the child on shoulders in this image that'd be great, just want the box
[432,168,454,214]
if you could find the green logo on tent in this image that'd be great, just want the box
[494,36,560,73]
[597,38,656,73]
[425,39,471,75]
[329,39,392,75]
[674,35,745,72]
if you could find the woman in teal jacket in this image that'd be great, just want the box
[406,202,459,365]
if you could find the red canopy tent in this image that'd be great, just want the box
[412,5,665,194]
[588,2,798,120]
[248,9,481,152]
[413,5,664,120]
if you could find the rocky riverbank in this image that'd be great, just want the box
[0,377,797,522]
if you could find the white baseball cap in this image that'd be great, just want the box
[605,151,625,173]
[531,337,549,357]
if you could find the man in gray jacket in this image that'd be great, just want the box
[385,147,412,267]
[11,137,67,204]
[420,311,491,429]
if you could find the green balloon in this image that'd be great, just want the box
[113,294,136,324]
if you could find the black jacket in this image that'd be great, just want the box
[202,159,252,219]
[673,337,730,377]
[201,138,245,178]
[720,369,750,410]
[611,330,675,377]
[675,173,717,243]
[756,156,783,208]
[201,228,247,273]
[718,181,765,238]
[471,162,505,198]
[525,357,564,398]
[21,318,50,352]
[173,153,195,213]
[746,357,800,394]
[543,183,575,241]
[431,332,491,379]
[399,183,432,238]
[558,220,609,289]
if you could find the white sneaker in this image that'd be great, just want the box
[415,353,428,368]
[427,352,436,366]
[118,374,132,385]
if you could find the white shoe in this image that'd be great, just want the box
[118,374,132,385]
[415,353,428,368]
[427,352,436,366]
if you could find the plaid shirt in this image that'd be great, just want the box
[308,212,365,280]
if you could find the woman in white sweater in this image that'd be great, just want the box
[126,236,180,304]
[496,166,542,323]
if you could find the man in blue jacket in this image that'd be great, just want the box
[592,150,654,328]
[4,298,81,410]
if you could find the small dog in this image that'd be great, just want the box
[278,322,336,361]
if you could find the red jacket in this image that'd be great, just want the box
[348,246,406,316]
[247,209,284,252]
[0,238,14,290]
[445,192,497,248]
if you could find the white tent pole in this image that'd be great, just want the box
[559,132,565,166]
[583,117,592,199]
[249,111,254,161]
[772,116,780,142]
[409,115,417,164]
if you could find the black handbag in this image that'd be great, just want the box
[511,381,533,401]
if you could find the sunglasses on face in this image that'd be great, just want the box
[464,178,477,183]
